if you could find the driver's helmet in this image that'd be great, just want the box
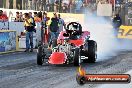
[67,22,82,35]
[69,23,79,31]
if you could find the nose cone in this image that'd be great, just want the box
[48,52,67,64]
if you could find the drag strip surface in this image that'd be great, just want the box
[0,52,37,68]
[0,50,132,88]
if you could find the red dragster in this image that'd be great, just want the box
[37,22,97,66]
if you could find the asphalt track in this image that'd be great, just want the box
[0,49,132,88]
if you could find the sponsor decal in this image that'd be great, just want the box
[76,66,131,85]
[118,25,132,39]
[0,31,17,53]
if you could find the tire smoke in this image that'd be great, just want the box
[82,12,132,61]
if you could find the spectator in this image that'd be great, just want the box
[49,0,54,11]
[46,1,50,12]
[112,14,122,36]
[19,12,24,22]
[14,12,23,22]
[33,12,42,22]
[33,12,38,22]
[34,12,37,17]
[112,14,122,29]
[29,12,33,17]
[49,0,54,4]
[0,10,8,22]
[36,11,42,22]
[69,0,76,13]
[62,3,68,13]
[24,13,34,52]
[54,1,59,12]
[48,13,59,49]
[75,0,83,13]
[29,12,36,33]
[58,14,65,32]
[81,1,88,13]
[41,12,50,44]
[62,0,70,12]
[69,0,74,13]
[14,12,19,21]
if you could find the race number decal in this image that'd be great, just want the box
[118,26,132,39]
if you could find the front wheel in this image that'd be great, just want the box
[73,48,81,66]
[83,40,97,63]
[37,46,45,65]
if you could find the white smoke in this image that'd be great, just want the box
[82,10,132,61]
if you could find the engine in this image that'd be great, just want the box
[52,40,75,57]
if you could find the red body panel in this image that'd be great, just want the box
[57,31,90,46]
[48,52,67,64]
[69,39,84,46]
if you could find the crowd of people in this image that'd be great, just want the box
[23,11,65,52]
[43,0,94,13]
[14,11,43,22]
[0,9,66,52]
[14,12,24,22]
